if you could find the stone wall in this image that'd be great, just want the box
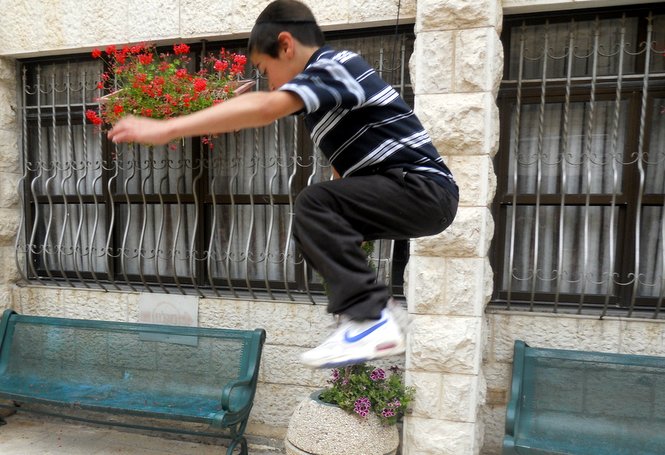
[0,0,416,57]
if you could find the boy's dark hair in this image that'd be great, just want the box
[248,0,325,57]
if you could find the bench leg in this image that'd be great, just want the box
[0,417,5,426]
[226,436,247,455]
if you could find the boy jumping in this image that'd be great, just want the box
[108,0,458,368]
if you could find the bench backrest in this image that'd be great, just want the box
[0,310,265,414]
[505,340,665,455]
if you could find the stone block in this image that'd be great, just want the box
[405,416,477,455]
[0,58,15,81]
[407,370,444,419]
[352,0,416,24]
[447,155,496,207]
[454,27,503,94]
[126,0,180,42]
[0,285,12,310]
[441,373,484,422]
[406,255,446,314]
[619,319,665,356]
[13,286,66,317]
[60,288,132,322]
[0,172,20,208]
[408,314,482,374]
[79,2,128,46]
[411,31,454,95]
[0,1,34,55]
[0,0,132,55]
[300,0,350,26]
[415,92,499,156]
[0,246,20,284]
[481,359,512,404]
[259,343,328,387]
[0,129,20,174]
[198,298,251,330]
[412,206,494,258]
[407,256,489,317]
[248,300,330,348]
[181,0,237,37]
[480,404,505,455]
[0,88,17,130]
[0,208,19,245]
[416,0,501,32]
[488,312,623,363]
[251,382,316,426]
[444,257,492,317]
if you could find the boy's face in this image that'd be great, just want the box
[251,51,298,91]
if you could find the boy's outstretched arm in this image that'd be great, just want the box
[107,90,304,145]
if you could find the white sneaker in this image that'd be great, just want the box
[300,307,406,369]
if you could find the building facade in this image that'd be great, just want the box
[0,0,663,454]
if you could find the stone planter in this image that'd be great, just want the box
[285,390,399,455]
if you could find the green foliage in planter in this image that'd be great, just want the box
[319,363,415,426]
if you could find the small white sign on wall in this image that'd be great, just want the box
[139,293,198,327]
[138,293,199,346]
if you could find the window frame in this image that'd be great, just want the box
[17,26,416,299]
[491,5,665,315]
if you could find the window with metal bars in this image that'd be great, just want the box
[492,6,665,317]
[16,27,414,301]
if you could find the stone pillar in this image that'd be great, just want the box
[0,57,21,310]
[404,0,502,453]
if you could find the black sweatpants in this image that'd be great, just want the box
[292,168,458,320]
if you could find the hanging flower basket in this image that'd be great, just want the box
[86,43,253,127]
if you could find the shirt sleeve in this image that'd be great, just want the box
[279,58,366,114]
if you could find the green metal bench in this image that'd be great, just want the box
[0,309,266,455]
[503,340,665,455]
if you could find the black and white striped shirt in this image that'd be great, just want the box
[280,46,456,189]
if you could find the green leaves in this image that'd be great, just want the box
[319,364,415,426]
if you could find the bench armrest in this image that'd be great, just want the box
[221,377,253,411]
[209,377,255,429]
[213,330,265,429]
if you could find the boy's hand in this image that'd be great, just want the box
[108,116,173,145]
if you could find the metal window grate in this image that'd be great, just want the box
[492,9,665,318]
[15,31,415,302]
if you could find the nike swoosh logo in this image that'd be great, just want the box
[344,317,388,343]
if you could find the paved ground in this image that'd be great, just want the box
[0,413,284,454]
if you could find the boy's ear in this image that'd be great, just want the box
[277,31,296,58]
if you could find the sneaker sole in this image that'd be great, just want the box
[302,340,406,369]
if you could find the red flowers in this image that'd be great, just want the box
[85,110,102,125]
[173,43,190,55]
[214,60,228,72]
[138,54,153,65]
[88,42,248,126]
[193,78,207,92]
